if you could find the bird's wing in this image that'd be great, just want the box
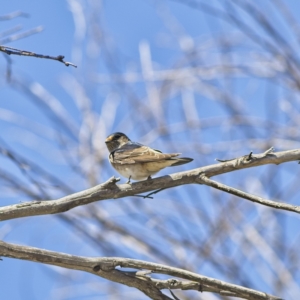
[111,143,180,164]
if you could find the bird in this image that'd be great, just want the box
[105,132,193,183]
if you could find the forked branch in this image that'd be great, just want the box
[0,240,282,300]
[0,148,300,221]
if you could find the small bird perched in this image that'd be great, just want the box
[105,132,193,183]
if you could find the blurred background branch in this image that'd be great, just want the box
[1,1,300,299]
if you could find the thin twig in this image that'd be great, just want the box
[0,26,43,44]
[141,187,169,199]
[0,11,29,21]
[0,25,23,38]
[0,45,77,68]
[198,174,300,214]
[169,289,181,300]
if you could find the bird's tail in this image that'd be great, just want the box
[170,157,193,166]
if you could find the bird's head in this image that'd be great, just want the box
[105,132,131,152]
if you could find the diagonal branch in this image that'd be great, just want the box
[0,11,29,21]
[1,149,300,221]
[198,174,300,214]
[0,45,77,67]
[0,240,282,300]
[0,27,43,44]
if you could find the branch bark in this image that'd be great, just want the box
[0,45,77,67]
[198,175,300,214]
[1,149,300,221]
[0,240,282,300]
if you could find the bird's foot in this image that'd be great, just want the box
[147,175,152,180]
[126,176,132,184]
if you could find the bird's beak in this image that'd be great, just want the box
[105,136,113,143]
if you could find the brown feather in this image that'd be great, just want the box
[112,145,181,164]
[105,132,193,180]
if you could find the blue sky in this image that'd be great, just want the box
[1,1,300,299]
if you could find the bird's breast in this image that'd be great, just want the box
[110,161,168,180]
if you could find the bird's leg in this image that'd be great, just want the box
[147,175,152,180]
[126,175,131,184]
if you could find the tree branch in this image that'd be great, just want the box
[0,27,43,44]
[0,45,77,68]
[0,240,282,300]
[198,174,300,214]
[0,11,29,21]
[1,149,300,221]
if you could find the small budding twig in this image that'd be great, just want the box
[0,45,77,68]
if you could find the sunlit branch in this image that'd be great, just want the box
[1,149,300,221]
[198,174,300,214]
[0,45,77,68]
[0,240,282,300]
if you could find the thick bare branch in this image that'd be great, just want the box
[0,240,282,300]
[0,149,299,221]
